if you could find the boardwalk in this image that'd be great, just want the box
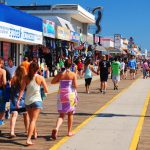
[56,76,150,150]
[0,73,149,150]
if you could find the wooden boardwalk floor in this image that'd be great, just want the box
[0,73,147,150]
[137,96,150,150]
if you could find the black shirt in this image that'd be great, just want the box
[99,60,110,74]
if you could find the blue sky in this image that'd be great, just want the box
[7,0,150,51]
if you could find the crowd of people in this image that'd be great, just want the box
[0,57,48,145]
[0,53,149,146]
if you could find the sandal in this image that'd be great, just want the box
[51,129,57,140]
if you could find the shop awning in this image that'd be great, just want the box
[47,16,75,31]
[0,4,43,44]
[94,45,107,52]
[0,4,42,31]
[108,49,123,54]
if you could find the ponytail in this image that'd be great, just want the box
[28,62,39,81]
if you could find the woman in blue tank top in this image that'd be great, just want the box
[83,59,97,94]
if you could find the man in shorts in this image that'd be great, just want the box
[97,55,111,94]
[128,55,137,80]
[111,57,121,90]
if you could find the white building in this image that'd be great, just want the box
[13,4,95,42]
[122,38,128,50]
[100,37,114,48]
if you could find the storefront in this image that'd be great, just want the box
[0,4,43,65]
[70,31,80,59]
[42,19,56,71]
[70,31,80,44]
[56,26,71,59]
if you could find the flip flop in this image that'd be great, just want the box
[51,129,57,140]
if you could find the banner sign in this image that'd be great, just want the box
[43,20,55,38]
[56,26,70,41]
[0,21,43,44]
[114,34,121,49]
[70,31,80,43]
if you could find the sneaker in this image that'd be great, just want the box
[0,120,5,126]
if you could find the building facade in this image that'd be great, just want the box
[13,4,95,43]
[0,4,43,65]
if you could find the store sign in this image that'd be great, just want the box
[43,20,55,38]
[56,26,70,41]
[114,34,121,49]
[70,31,80,43]
[0,21,43,44]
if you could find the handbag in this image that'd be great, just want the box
[40,86,46,100]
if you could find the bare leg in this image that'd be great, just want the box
[87,85,90,93]
[113,81,116,90]
[26,108,41,145]
[133,73,135,79]
[130,73,132,80]
[0,112,5,120]
[85,85,88,93]
[68,111,74,136]
[55,113,65,131]
[10,111,18,136]
[33,126,38,139]
[100,82,103,91]
[23,112,29,133]
[102,82,105,91]
[104,82,107,91]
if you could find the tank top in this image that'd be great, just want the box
[25,74,42,105]
[84,66,92,79]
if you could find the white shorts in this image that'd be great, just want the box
[112,75,120,82]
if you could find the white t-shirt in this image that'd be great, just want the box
[6,66,17,78]
[120,62,125,70]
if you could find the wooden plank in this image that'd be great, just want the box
[0,73,142,150]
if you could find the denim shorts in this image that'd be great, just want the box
[0,89,6,113]
[0,101,6,113]
[25,101,43,109]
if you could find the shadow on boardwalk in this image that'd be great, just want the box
[0,73,143,150]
